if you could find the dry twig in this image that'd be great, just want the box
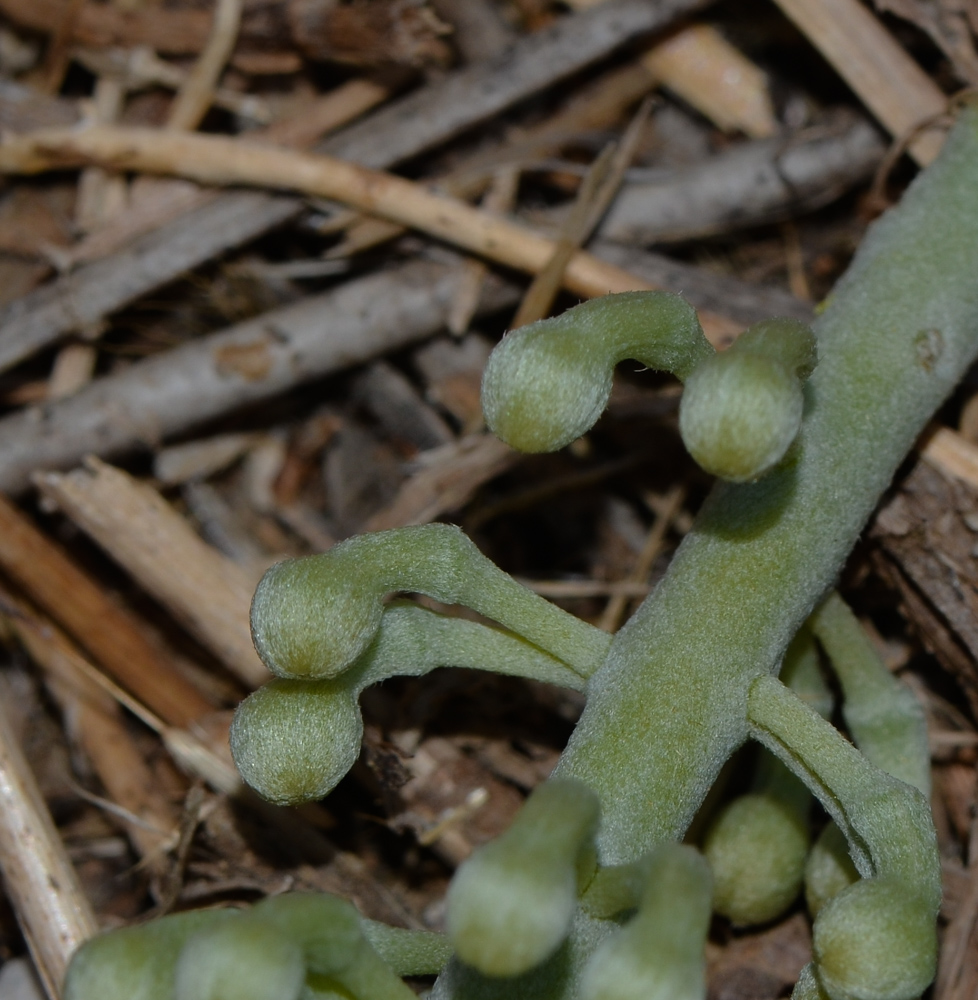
[35,458,268,688]
[0,123,737,340]
[772,0,947,165]
[165,0,242,131]
[0,493,212,725]
[0,694,97,997]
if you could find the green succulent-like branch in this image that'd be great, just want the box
[63,106,978,1000]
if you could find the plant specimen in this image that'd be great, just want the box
[65,106,978,1000]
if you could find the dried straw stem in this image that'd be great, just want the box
[0,697,97,997]
[0,124,739,342]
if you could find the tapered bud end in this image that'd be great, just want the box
[482,323,612,452]
[446,779,599,977]
[579,844,712,1000]
[813,879,936,1000]
[703,793,809,926]
[174,916,305,1000]
[680,352,803,481]
[230,679,362,804]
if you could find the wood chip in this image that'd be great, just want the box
[34,458,268,687]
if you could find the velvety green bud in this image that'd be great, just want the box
[251,524,608,681]
[805,823,858,918]
[813,879,937,1000]
[703,792,809,925]
[232,604,593,805]
[64,910,236,1000]
[173,914,305,1000]
[251,545,383,680]
[446,778,599,977]
[679,317,816,481]
[680,352,802,482]
[230,679,361,805]
[482,291,712,453]
[578,844,712,1000]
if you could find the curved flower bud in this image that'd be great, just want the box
[251,523,608,680]
[482,291,712,453]
[813,878,936,1000]
[232,603,589,804]
[703,792,809,926]
[679,318,816,482]
[747,675,940,1000]
[447,778,599,977]
[578,843,712,1000]
[704,628,830,926]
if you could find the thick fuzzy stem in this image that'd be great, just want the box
[554,108,978,865]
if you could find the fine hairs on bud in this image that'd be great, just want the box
[680,319,816,483]
[482,292,713,454]
[703,793,809,926]
[446,778,599,977]
[578,843,712,1000]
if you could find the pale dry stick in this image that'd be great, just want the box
[597,483,686,633]
[920,424,978,490]
[35,457,268,687]
[0,587,180,865]
[0,694,97,998]
[327,26,776,261]
[771,0,947,165]
[0,493,213,726]
[511,97,653,330]
[364,434,517,532]
[74,74,126,234]
[447,166,520,336]
[641,22,777,138]
[50,639,243,797]
[318,0,705,168]
[0,0,697,374]
[60,76,391,272]
[563,3,777,136]
[50,70,124,400]
[510,142,619,330]
[165,0,241,131]
[0,124,738,342]
[47,342,97,400]
[0,259,521,495]
[72,46,271,123]
[596,116,886,244]
[324,55,661,262]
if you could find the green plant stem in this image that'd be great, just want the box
[553,107,978,865]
